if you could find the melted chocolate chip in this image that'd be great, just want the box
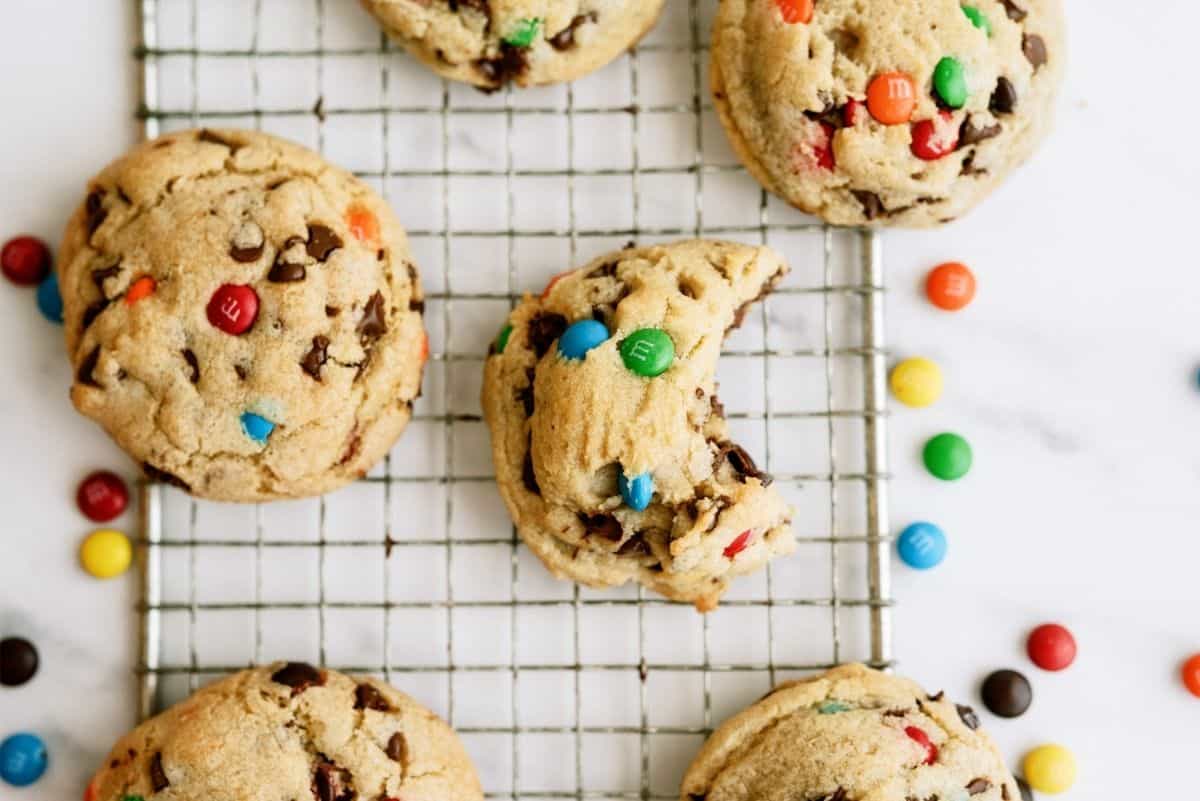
[928,690,945,701]
[409,298,425,313]
[85,191,108,236]
[354,683,391,711]
[1000,0,1028,21]
[522,448,540,495]
[960,117,1003,146]
[709,394,725,419]
[269,238,308,282]
[476,44,529,89]
[882,708,909,717]
[518,378,535,418]
[580,513,623,542]
[326,305,340,318]
[197,129,239,149]
[549,12,598,51]
[82,299,110,331]
[234,364,249,381]
[306,224,344,261]
[182,349,200,384]
[302,336,330,380]
[617,534,649,556]
[990,77,1018,114]
[142,462,191,491]
[851,190,885,221]
[1022,34,1048,70]
[271,661,325,694]
[956,703,981,730]
[357,292,388,343]
[966,779,991,796]
[92,264,121,294]
[1002,785,1011,801]
[77,345,102,387]
[386,732,408,764]
[150,752,169,792]
[230,221,265,263]
[527,313,567,357]
[716,442,773,486]
[312,761,354,801]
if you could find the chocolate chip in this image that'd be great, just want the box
[518,378,535,418]
[1022,34,1048,70]
[522,448,540,495]
[527,313,567,357]
[357,292,388,344]
[85,191,108,236]
[197,129,240,150]
[150,752,169,792]
[0,638,38,686]
[269,237,308,282]
[1000,0,1028,21]
[77,345,102,387]
[182,349,200,384]
[386,732,408,764]
[587,260,618,279]
[354,683,391,711]
[956,703,980,730]
[617,533,649,556]
[302,336,330,380]
[92,264,121,294]
[475,44,529,88]
[142,462,191,491]
[1015,777,1034,801]
[549,12,598,51]
[312,761,354,801]
[990,77,1018,114]
[234,364,249,381]
[82,299,110,331]
[882,708,909,717]
[306,224,343,261]
[409,298,425,313]
[851,189,885,220]
[325,306,340,318]
[981,669,1032,718]
[580,513,623,542]
[960,116,1003,146]
[811,789,847,801]
[230,221,265,263]
[688,795,706,801]
[271,661,325,694]
[966,779,991,796]
[715,442,773,486]
[927,690,945,701]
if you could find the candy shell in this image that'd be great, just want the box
[241,412,276,444]
[1022,744,1076,794]
[345,205,380,245]
[723,530,753,559]
[206,284,259,335]
[0,733,48,787]
[934,57,969,109]
[80,529,133,579]
[904,726,937,765]
[897,522,946,569]
[867,72,917,124]
[618,470,653,511]
[125,276,156,305]
[817,701,849,714]
[558,319,609,360]
[620,328,675,377]
[1027,623,1077,671]
[911,111,959,161]
[926,262,976,311]
[962,5,992,35]
[36,273,63,324]
[503,17,541,47]
[494,324,513,354]
[922,433,972,480]
[1182,653,1200,698]
[0,638,38,687]
[77,470,130,523]
[890,357,943,408]
[1,236,51,286]
[774,0,814,24]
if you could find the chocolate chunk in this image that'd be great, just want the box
[549,12,598,51]
[82,299,110,331]
[182,349,200,384]
[1015,778,1033,801]
[966,779,991,796]
[956,703,980,730]
[716,442,773,486]
[927,690,945,701]
[150,752,169,792]
[92,264,121,294]
[580,513,623,542]
[142,462,191,491]
[302,336,331,380]
[85,191,108,236]
[354,683,391,711]
[804,99,844,129]
[0,637,39,687]
[522,448,540,495]
[989,77,1018,114]
[234,364,249,381]
[617,533,649,556]
[959,116,1003,146]
[981,669,1032,718]
[475,44,529,89]
[306,224,344,261]
[269,238,308,282]
[197,129,240,150]
[1002,785,1011,801]
[527,313,567,357]
[326,306,340,318]
[1000,0,1028,21]
[811,790,846,801]
[1022,34,1048,70]
[386,732,408,764]
[77,345,102,387]
[230,221,265,263]
[357,292,388,343]
[851,190,885,220]
[271,661,325,694]
[517,383,535,418]
[882,708,909,717]
[312,761,354,801]
[409,298,425,313]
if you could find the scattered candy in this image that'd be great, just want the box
[926,261,976,311]
[933,57,969,109]
[1,236,51,286]
[206,284,258,335]
[1027,623,1077,671]
[557,319,609,360]
[904,726,938,765]
[241,412,276,444]
[620,328,675,377]
[0,733,47,787]
[504,17,542,47]
[494,324,513,355]
[981,669,1032,718]
[910,111,959,161]
[922,432,973,481]
[867,72,917,125]
[890,357,943,408]
[896,522,947,569]
[76,470,130,523]
[125,276,156,305]
[0,637,39,687]
[1022,744,1076,794]
[723,530,753,559]
[1182,653,1200,698]
[618,470,653,511]
[962,5,992,35]
[36,273,63,324]
[817,700,850,714]
[80,529,133,579]
[775,0,814,24]
[345,205,379,245]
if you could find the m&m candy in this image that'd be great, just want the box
[241,412,276,444]
[206,284,258,335]
[620,328,675,377]
[558,319,609,360]
[503,17,541,47]
[910,111,959,161]
[1,236,51,286]
[1027,623,1077,671]
[1022,744,1077,794]
[890,357,943,407]
[897,522,946,569]
[775,0,814,25]
[0,637,39,687]
[962,5,992,35]
[36,273,63,324]
[933,57,968,109]
[345,205,380,245]
[926,262,976,311]
[494,324,513,355]
[922,433,972,480]
[1181,653,1200,698]
[80,529,133,579]
[125,276,156,305]
[0,733,48,787]
[981,669,1032,718]
[903,726,937,765]
[618,470,654,511]
[723,530,753,559]
[866,72,917,125]
[77,470,129,523]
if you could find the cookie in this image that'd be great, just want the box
[358,0,666,90]
[682,663,1021,801]
[85,663,482,801]
[58,129,427,502]
[711,0,1065,226]
[481,240,795,611]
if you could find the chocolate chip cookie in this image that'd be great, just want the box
[59,129,427,501]
[712,0,1065,226]
[359,0,666,89]
[481,240,795,611]
[85,663,482,801]
[682,663,1021,801]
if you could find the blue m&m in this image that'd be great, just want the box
[618,470,653,511]
[897,522,946,569]
[36,273,63,324]
[557,319,609,360]
[0,732,48,787]
[240,412,275,444]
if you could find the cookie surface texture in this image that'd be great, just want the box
[59,129,426,501]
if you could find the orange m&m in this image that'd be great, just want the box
[925,262,976,311]
[1183,653,1200,698]
[125,276,156,305]
[867,72,917,125]
[345,205,380,246]
[775,0,814,24]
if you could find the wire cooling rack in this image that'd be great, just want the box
[132,1,892,797]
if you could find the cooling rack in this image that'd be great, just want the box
[132,1,893,797]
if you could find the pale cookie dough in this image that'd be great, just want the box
[359,0,666,89]
[682,663,1022,801]
[85,663,482,801]
[59,129,427,502]
[481,240,795,611]
[712,0,1065,226]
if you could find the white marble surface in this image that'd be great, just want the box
[2,0,1199,798]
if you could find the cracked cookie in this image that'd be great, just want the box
[358,0,666,89]
[58,129,427,501]
[84,663,482,801]
[481,240,795,611]
[682,663,1021,801]
[712,0,1065,226]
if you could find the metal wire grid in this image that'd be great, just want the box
[133,0,892,797]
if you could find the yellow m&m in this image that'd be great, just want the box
[80,529,133,579]
[890,357,943,408]
[1023,744,1077,794]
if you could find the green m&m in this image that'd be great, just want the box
[961,5,992,36]
[933,56,968,108]
[503,18,542,48]
[922,432,973,480]
[494,324,513,354]
[620,328,675,377]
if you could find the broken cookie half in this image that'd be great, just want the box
[481,240,795,611]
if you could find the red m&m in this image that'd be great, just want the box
[911,111,959,161]
[207,284,259,335]
[1027,623,1077,671]
[723,530,753,559]
[76,471,129,523]
[1,236,51,286]
[904,726,937,765]
[775,0,814,24]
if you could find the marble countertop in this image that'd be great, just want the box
[2,0,1198,797]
